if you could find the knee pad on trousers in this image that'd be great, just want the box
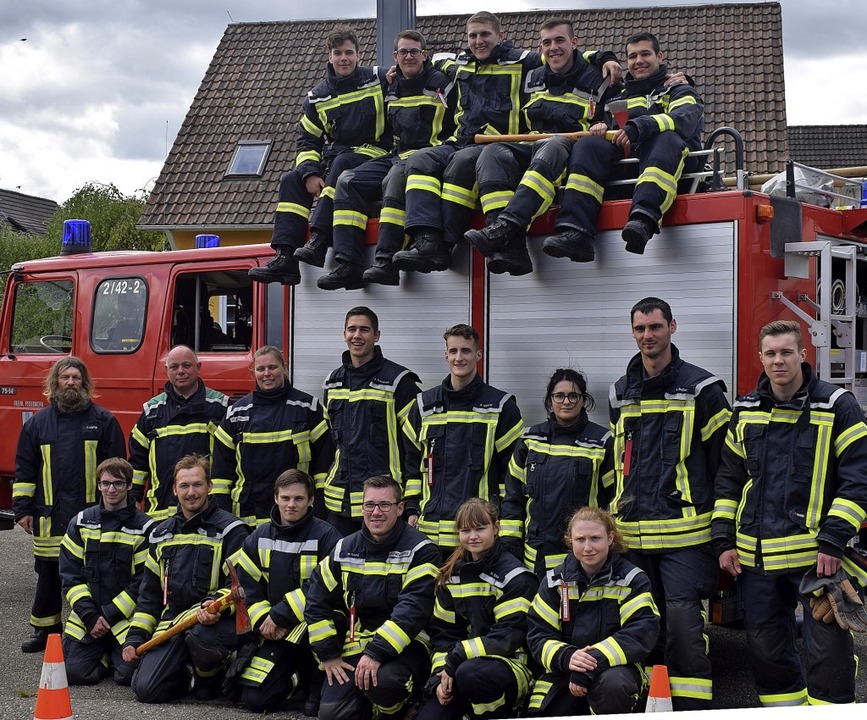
[185,629,228,673]
[319,694,372,720]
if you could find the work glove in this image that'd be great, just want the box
[799,566,867,632]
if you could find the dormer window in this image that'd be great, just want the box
[226,141,272,177]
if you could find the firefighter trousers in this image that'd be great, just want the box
[332,155,409,266]
[238,639,319,713]
[63,632,136,686]
[476,137,571,230]
[31,558,62,629]
[556,132,697,234]
[270,151,371,250]
[740,569,855,705]
[131,614,239,703]
[404,144,482,244]
[626,546,717,711]
[527,665,643,716]
[415,657,525,720]
[318,640,430,720]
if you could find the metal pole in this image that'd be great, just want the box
[377,0,416,68]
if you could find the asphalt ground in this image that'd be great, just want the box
[0,526,863,718]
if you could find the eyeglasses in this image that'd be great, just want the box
[361,501,398,512]
[395,48,423,57]
[98,480,129,490]
[551,392,582,404]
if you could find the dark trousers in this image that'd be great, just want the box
[528,665,643,716]
[326,511,363,537]
[238,639,319,713]
[740,569,855,705]
[318,641,430,720]
[626,546,717,711]
[63,632,137,686]
[415,657,522,720]
[31,557,62,628]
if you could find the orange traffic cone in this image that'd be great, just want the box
[33,633,72,720]
[645,664,673,712]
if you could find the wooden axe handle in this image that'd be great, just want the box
[135,589,242,656]
[474,131,617,143]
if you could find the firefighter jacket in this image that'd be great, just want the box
[527,549,659,689]
[13,399,126,560]
[609,64,703,153]
[294,63,391,181]
[403,375,524,549]
[429,539,537,687]
[59,498,155,644]
[387,60,456,157]
[234,505,342,641]
[129,379,228,521]
[521,49,619,134]
[450,41,541,145]
[502,412,615,573]
[125,500,249,645]
[212,384,333,525]
[304,519,440,664]
[322,347,421,520]
[609,345,731,552]
[712,362,867,574]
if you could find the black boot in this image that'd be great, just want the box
[294,229,331,267]
[622,214,657,255]
[464,217,522,257]
[542,227,596,262]
[363,258,400,286]
[248,247,301,285]
[317,261,365,290]
[487,235,533,276]
[21,625,61,654]
[392,230,451,273]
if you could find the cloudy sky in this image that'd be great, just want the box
[2,0,865,203]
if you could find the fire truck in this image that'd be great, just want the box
[1,133,866,534]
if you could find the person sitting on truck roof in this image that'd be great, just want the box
[121,454,250,703]
[463,18,621,275]
[59,458,155,686]
[249,24,391,286]
[129,345,229,522]
[211,345,334,526]
[14,356,127,654]
[316,29,457,290]
[548,32,704,259]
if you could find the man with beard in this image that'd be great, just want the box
[13,357,126,653]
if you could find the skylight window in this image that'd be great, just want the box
[226,141,272,177]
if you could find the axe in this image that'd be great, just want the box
[135,560,251,656]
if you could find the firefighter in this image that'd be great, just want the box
[713,320,867,706]
[211,345,333,526]
[403,324,523,553]
[415,498,537,720]
[249,24,391,285]
[526,507,660,716]
[321,307,421,535]
[304,474,441,720]
[316,30,456,290]
[59,458,155,685]
[608,297,730,710]
[121,454,250,703]
[465,18,621,274]
[232,469,342,715]
[129,345,229,521]
[391,12,542,274]
[501,368,614,577]
[14,357,127,654]
[550,32,704,259]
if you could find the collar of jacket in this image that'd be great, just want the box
[756,360,814,408]
[269,503,315,534]
[360,517,406,549]
[253,382,292,405]
[164,378,205,408]
[544,49,591,86]
[622,342,683,399]
[324,62,367,91]
[546,410,590,438]
[441,372,484,401]
[99,495,139,520]
[454,535,507,575]
[341,345,385,377]
[563,545,621,585]
[459,39,515,65]
[175,497,219,529]
[392,60,435,93]
[624,63,669,96]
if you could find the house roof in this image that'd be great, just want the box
[0,188,59,236]
[139,2,786,231]
[788,125,867,170]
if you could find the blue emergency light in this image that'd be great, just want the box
[195,234,220,248]
[60,219,92,255]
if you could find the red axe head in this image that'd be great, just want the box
[606,99,630,130]
[225,560,252,635]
